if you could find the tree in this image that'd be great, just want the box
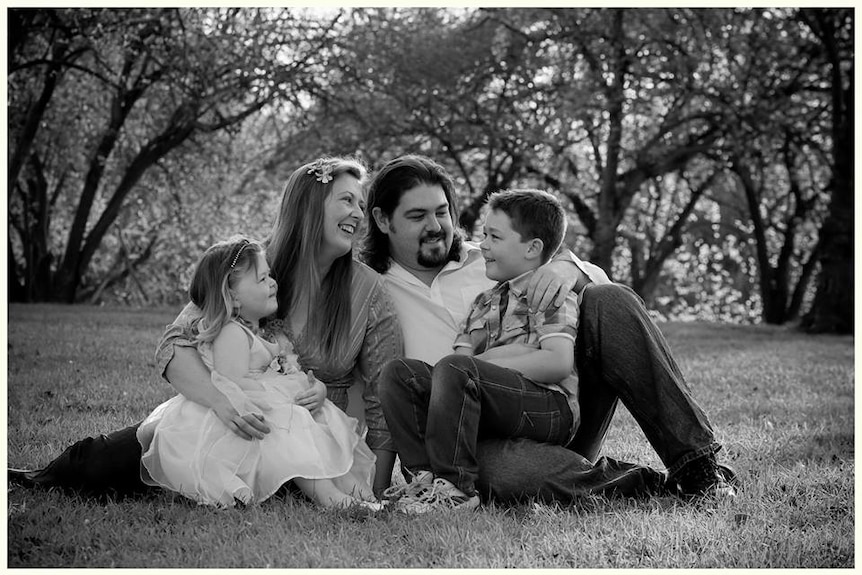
[480,8,729,281]
[623,166,722,299]
[798,8,854,334]
[730,135,827,324]
[706,8,833,325]
[8,8,339,302]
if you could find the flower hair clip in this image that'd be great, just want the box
[307,159,334,184]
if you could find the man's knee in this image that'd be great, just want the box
[581,283,644,322]
[582,282,640,306]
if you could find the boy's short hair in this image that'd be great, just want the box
[487,189,567,263]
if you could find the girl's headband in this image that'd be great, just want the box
[229,240,251,269]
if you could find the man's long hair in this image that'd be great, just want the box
[267,156,367,362]
[360,154,464,273]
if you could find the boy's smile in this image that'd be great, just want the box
[479,209,537,282]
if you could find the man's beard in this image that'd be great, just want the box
[416,231,450,268]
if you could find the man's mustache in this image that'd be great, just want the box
[420,231,446,243]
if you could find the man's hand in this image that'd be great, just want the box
[526,260,582,312]
[295,370,326,413]
[212,396,271,441]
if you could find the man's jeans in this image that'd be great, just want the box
[381,354,574,496]
[570,283,719,475]
[380,283,720,502]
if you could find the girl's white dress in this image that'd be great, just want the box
[137,322,376,507]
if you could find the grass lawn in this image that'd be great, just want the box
[6,303,855,568]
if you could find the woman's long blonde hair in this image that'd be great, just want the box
[189,236,263,343]
[267,157,367,362]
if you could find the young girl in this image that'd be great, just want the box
[136,236,380,510]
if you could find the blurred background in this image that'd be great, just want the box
[6,7,852,332]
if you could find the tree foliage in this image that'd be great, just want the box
[8,8,341,302]
[7,8,851,331]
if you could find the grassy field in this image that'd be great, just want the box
[6,304,855,568]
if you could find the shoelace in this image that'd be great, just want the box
[413,481,469,509]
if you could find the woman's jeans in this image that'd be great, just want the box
[381,354,575,496]
[19,423,150,496]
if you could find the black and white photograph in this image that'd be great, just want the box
[6,6,854,568]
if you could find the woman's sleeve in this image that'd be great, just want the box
[357,280,404,452]
[154,302,203,379]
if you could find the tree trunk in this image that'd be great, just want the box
[590,11,627,276]
[801,165,853,333]
[800,9,853,334]
[8,239,27,302]
[802,197,853,333]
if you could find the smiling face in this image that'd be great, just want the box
[479,208,542,282]
[230,251,278,324]
[372,183,455,274]
[319,173,366,266]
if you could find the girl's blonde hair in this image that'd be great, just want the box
[189,235,264,343]
[267,156,367,362]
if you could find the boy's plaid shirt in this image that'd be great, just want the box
[453,269,580,356]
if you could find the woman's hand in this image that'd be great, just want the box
[295,370,326,413]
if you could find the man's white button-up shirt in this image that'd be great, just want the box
[381,242,610,364]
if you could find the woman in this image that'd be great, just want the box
[9,156,402,498]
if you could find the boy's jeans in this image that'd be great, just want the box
[380,283,721,501]
[381,354,575,496]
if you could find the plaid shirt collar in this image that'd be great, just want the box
[480,269,537,306]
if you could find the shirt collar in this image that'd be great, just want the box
[507,269,536,298]
[482,269,536,304]
[450,241,483,271]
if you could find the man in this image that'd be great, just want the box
[361,154,736,502]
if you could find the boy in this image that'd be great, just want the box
[385,189,582,512]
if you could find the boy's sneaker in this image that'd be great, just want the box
[673,454,737,499]
[382,469,433,502]
[396,477,480,514]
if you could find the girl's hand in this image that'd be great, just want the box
[212,396,271,441]
[295,370,326,413]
